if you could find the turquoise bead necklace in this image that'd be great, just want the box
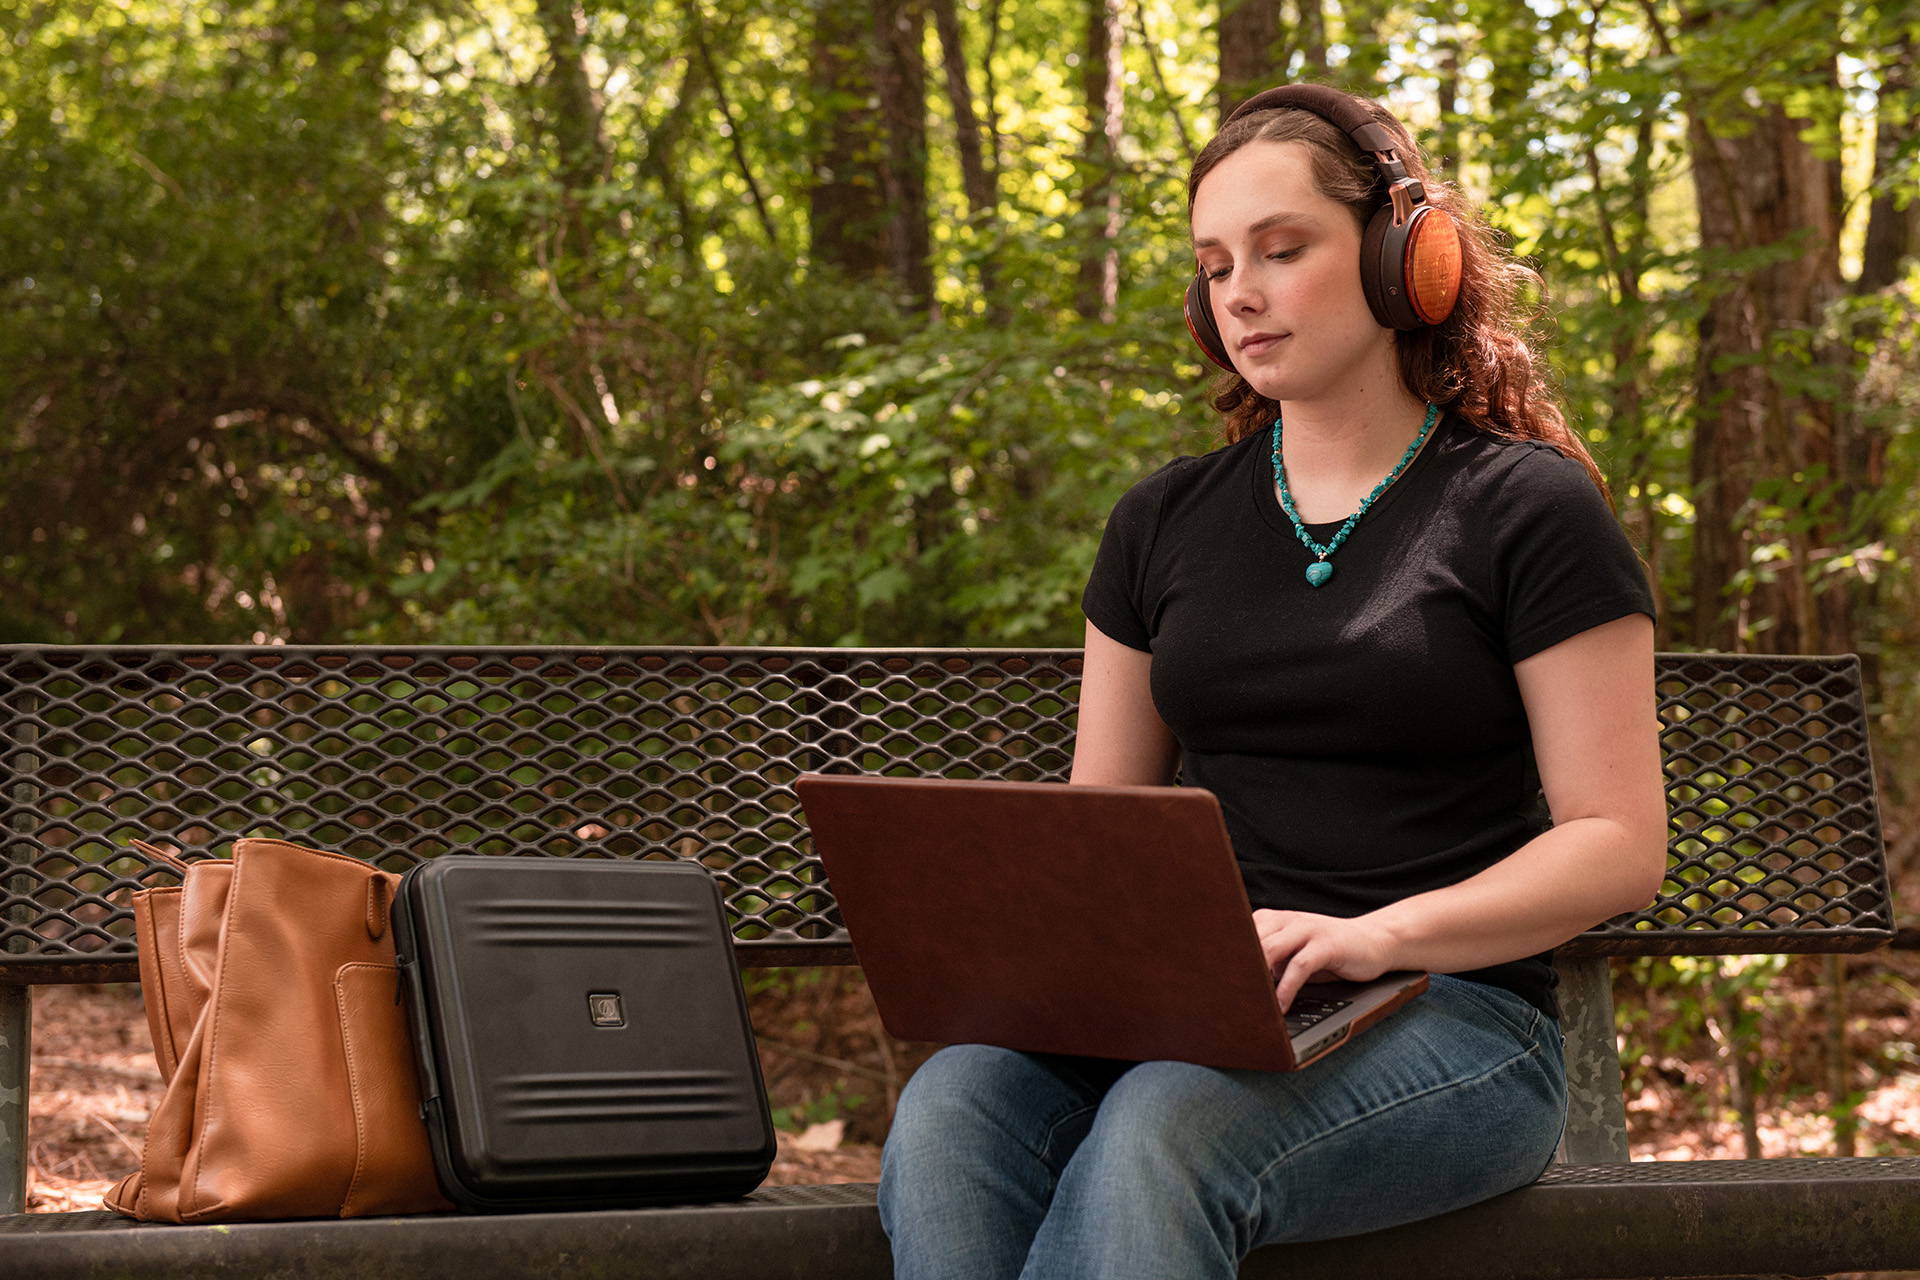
[1271,402,1440,587]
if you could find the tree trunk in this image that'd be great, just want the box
[1436,33,1461,173]
[1581,3,1663,637]
[533,0,610,268]
[1859,29,1918,294]
[1838,25,1915,694]
[1218,0,1283,121]
[688,2,781,251]
[929,0,1000,314]
[874,0,931,308]
[278,4,407,641]
[809,0,931,308]
[1664,2,1851,652]
[1296,0,1328,79]
[1622,112,1667,643]
[810,0,880,279]
[642,47,711,267]
[1076,0,1123,323]
[930,0,994,220]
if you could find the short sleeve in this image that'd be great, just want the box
[1492,446,1657,663]
[1080,469,1169,653]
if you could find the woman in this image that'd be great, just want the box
[877,84,1667,1279]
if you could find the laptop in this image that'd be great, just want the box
[794,774,1427,1073]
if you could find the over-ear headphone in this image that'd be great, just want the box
[1184,84,1463,373]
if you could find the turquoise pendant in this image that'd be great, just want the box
[1305,562,1333,587]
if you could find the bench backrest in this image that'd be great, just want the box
[0,646,1893,980]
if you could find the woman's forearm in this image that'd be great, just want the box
[1363,816,1665,974]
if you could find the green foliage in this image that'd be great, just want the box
[719,290,1212,645]
[1,0,1916,669]
[768,1091,868,1135]
[740,966,872,1133]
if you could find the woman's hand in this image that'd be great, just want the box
[1253,908,1398,1013]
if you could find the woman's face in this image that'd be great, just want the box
[1190,139,1390,403]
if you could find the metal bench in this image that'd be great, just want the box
[3,645,1916,1279]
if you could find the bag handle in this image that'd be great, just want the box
[366,875,393,942]
[129,838,197,876]
[129,836,396,940]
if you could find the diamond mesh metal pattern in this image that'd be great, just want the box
[1534,1156,1920,1186]
[0,647,1891,980]
[1,647,1079,976]
[1565,652,1892,957]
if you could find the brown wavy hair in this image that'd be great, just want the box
[1189,90,1613,505]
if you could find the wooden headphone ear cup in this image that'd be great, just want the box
[1362,204,1460,330]
[1184,274,1236,372]
[1403,207,1462,326]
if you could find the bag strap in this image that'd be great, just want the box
[366,875,392,941]
[129,838,201,876]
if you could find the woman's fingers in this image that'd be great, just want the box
[1257,911,1331,1011]
[1251,908,1300,958]
[1273,946,1335,1013]
[1254,910,1325,972]
[1251,909,1394,1011]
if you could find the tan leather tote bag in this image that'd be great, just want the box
[106,837,452,1222]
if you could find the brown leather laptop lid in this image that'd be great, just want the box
[795,775,1298,1072]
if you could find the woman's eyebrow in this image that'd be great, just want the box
[1193,211,1323,249]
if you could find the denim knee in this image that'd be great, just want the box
[888,1045,1027,1150]
[1062,1061,1268,1213]
[1019,1061,1264,1280]
[881,1045,1116,1280]
[886,1044,1110,1170]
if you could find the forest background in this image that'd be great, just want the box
[5,0,1920,1196]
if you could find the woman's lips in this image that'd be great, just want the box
[1239,333,1290,356]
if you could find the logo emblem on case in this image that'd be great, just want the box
[588,992,626,1027]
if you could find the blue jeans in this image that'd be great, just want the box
[877,975,1566,1280]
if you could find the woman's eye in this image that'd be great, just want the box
[1201,247,1296,280]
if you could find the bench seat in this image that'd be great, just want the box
[8,1158,1920,1279]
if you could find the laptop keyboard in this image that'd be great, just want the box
[1284,994,1352,1036]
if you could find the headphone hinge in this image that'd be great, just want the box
[1387,179,1424,227]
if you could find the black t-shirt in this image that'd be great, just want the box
[1080,412,1657,1018]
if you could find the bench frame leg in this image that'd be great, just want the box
[1553,954,1630,1164]
[0,984,28,1214]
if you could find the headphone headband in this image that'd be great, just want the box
[1226,85,1394,149]
[1224,85,1416,195]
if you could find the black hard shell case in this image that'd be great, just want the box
[391,856,776,1212]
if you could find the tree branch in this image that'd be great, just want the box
[1131,0,1193,163]
[641,50,713,266]
[1582,0,1629,305]
[686,0,781,251]
[929,0,996,218]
